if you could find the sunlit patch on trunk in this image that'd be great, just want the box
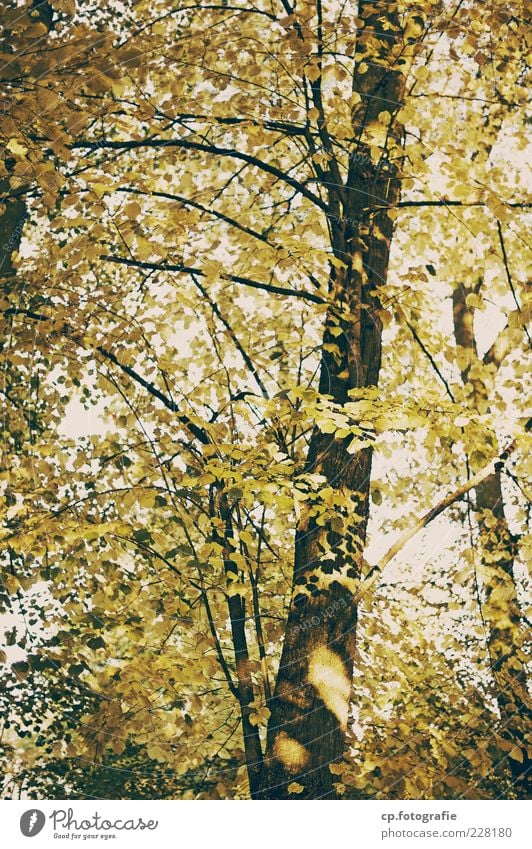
[273,732,310,773]
[307,646,351,729]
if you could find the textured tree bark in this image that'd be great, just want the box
[1,171,31,448]
[257,2,418,799]
[453,284,531,795]
[1,1,54,447]
[1,1,54,281]
[0,178,26,279]
[0,1,52,269]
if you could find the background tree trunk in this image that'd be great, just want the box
[453,284,531,794]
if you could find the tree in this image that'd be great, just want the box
[452,273,530,792]
[1,0,530,799]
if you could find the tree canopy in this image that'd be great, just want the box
[1,0,530,800]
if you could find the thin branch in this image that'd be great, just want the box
[117,186,274,246]
[72,137,328,212]
[410,93,515,104]
[190,273,269,398]
[100,254,325,304]
[360,419,532,597]
[95,344,211,445]
[235,505,272,702]
[159,112,307,136]
[496,219,532,349]
[0,385,43,432]
[192,582,240,700]
[119,3,278,46]
[482,317,517,370]
[3,306,211,445]
[406,320,455,402]
[397,200,531,209]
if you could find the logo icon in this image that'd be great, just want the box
[20,810,46,837]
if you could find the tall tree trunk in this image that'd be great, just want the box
[1,1,52,270]
[258,3,419,799]
[453,284,531,795]
[1,0,53,446]
[1,152,30,446]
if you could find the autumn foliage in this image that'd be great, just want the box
[0,0,530,799]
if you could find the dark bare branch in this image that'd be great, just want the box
[99,254,326,304]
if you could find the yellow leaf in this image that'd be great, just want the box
[287,781,304,794]
[6,139,28,156]
[51,0,77,14]
[509,746,524,763]
[329,763,344,775]
[124,201,141,219]
[147,743,168,762]
[306,64,320,82]
[92,182,114,199]
[138,491,156,508]
[465,292,485,311]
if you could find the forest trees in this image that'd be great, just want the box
[1,0,530,800]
